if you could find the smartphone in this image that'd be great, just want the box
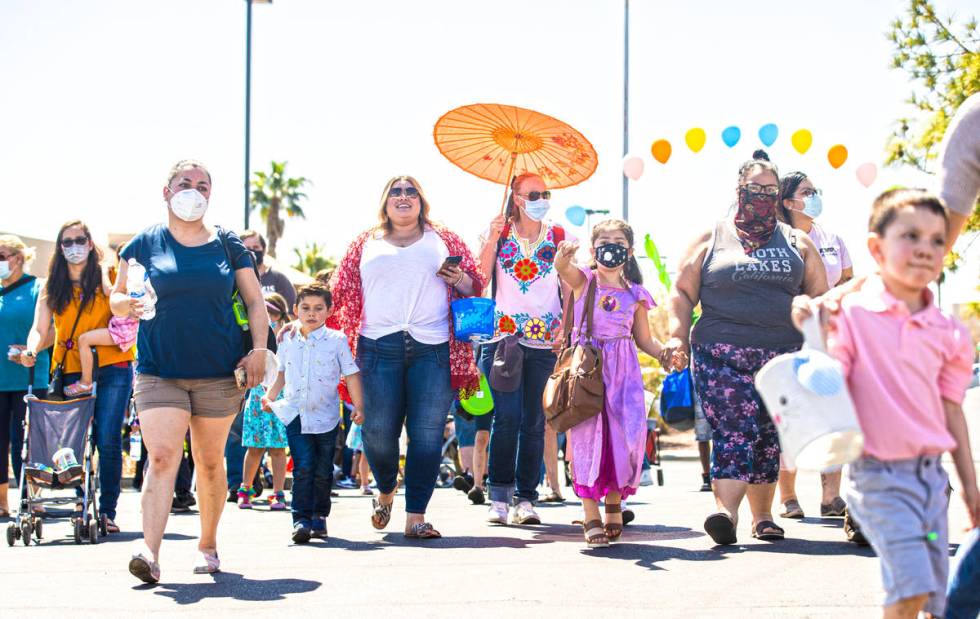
[439,256,462,272]
[234,366,247,390]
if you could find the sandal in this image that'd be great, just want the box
[371,498,392,530]
[105,518,120,534]
[539,491,565,503]
[192,550,221,574]
[704,512,738,545]
[780,499,804,519]
[604,503,624,540]
[405,522,442,539]
[820,496,847,517]
[582,519,609,548]
[63,381,94,398]
[129,548,160,584]
[752,520,785,540]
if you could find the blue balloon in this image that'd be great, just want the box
[565,205,587,226]
[721,126,741,148]
[758,123,779,147]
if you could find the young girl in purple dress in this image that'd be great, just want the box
[554,219,687,548]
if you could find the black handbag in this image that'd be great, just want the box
[216,226,277,356]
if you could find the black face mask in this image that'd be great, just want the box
[252,250,264,265]
[595,243,629,268]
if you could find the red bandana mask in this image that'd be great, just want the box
[733,188,778,254]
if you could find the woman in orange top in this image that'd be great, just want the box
[22,220,135,534]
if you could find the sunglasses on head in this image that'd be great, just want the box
[60,236,89,248]
[740,183,779,196]
[388,186,419,198]
[518,190,551,201]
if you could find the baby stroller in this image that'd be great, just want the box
[6,365,103,546]
[645,419,665,486]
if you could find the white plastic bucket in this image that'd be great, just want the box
[52,447,79,471]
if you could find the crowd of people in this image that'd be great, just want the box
[1,93,979,617]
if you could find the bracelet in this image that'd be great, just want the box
[454,272,465,287]
[248,348,271,355]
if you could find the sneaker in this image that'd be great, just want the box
[467,486,486,505]
[336,477,358,490]
[176,492,196,508]
[292,522,312,544]
[639,469,654,487]
[700,474,711,492]
[171,497,191,514]
[844,509,869,546]
[361,486,374,496]
[236,486,253,509]
[311,518,328,539]
[511,501,541,525]
[487,501,509,524]
[452,473,474,493]
[269,491,287,511]
[227,489,238,504]
[622,501,635,526]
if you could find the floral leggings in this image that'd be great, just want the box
[692,342,796,484]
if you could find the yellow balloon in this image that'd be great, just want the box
[651,139,672,164]
[827,144,848,169]
[791,129,812,154]
[685,128,706,153]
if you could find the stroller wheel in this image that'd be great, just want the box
[657,469,664,486]
[5,522,16,546]
[21,521,32,546]
[73,519,83,545]
[88,519,99,544]
[99,514,107,537]
[33,518,42,541]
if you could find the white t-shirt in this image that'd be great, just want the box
[359,228,450,345]
[807,223,852,288]
[479,221,575,349]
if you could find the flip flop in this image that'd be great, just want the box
[752,520,785,540]
[371,498,392,530]
[704,512,738,545]
[539,492,565,503]
[405,522,441,539]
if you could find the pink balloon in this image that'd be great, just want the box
[856,162,877,188]
[622,155,644,180]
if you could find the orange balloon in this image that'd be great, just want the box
[827,144,848,169]
[651,139,672,164]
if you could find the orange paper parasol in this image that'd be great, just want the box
[434,103,598,213]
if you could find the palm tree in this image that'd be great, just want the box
[293,241,336,276]
[250,161,310,257]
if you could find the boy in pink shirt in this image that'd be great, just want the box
[794,189,978,619]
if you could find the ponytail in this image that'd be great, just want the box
[624,255,643,285]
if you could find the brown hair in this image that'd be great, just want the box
[264,292,288,318]
[314,268,334,285]
[240,229,266,250]
[504,172,543,223]
[590,218,643,285]
[166,159,212,187]
[376,176,433,232]
[738,149,779,185]
[46,220,104,314]
[296,282,332,307]
[869,188,948,235]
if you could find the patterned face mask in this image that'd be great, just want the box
[734,188,778,253]
[594,243,629,268]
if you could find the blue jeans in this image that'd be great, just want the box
[947,527,980,619]
[358,332,454,514]
[225,410,246,489]
[286,417,338,525]
[478,342,555,505]
[66,363,133,520]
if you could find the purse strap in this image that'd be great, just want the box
[555,273,598,351]
[0,275,36,298]
[58,296,86,367]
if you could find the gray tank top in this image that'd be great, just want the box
[691,219,804,349]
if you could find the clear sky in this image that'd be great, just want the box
[1,0,976,303]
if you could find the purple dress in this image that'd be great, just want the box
[569,267,654,501]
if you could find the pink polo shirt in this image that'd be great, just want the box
[827,276,974,461]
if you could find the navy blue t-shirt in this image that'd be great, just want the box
[121,224,255,379]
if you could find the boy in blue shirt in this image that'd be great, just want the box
[263,283,363,543]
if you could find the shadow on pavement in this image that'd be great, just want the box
[24,531,196,546]
[581,541,727,570]
[307,534,551,550]
[147,572,320,604]
[530,523,704,544]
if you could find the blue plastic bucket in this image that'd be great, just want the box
[451,297,496,342]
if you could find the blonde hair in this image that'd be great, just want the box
[0,234,36,266]
[167,159,212,187]
[376,175,433,232]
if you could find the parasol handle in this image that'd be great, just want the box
[499,153,518,216]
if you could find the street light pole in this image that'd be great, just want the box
[622,0,629,222]
[244,0,271,230]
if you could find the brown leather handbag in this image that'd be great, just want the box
[542,276,604,433]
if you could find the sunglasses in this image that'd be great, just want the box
[388,187,419,198]
[0,253,14,261]
[518,190,551,201]
[60,236,89,248]
[741,183,779,196]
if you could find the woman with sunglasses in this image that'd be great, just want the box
[330,175,483,539]
[22,221,136,533]
[476,172,573,526]
[662,150,829,545]
[773,171,853,522]
[110,160,269,583]
[0,235,50,518]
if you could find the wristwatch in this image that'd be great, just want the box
[24,350,35,359]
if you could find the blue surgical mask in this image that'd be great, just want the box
[522,198,551,222]
[800,194,823,219]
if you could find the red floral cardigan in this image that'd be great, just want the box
[330,224,485,397]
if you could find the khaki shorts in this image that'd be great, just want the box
[134,374,244,418]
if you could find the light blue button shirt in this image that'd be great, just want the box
[270,326,358,434]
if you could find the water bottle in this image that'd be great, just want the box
[129,430,142,461]
[127,258,156,320]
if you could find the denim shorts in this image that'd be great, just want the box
[846,455,950,616]
[455,411,492,448]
